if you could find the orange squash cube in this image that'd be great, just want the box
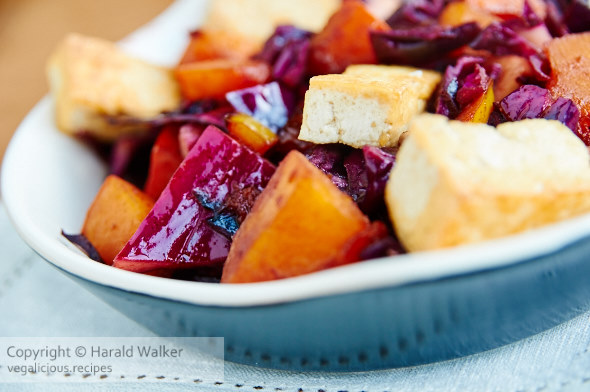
[308,0,391,75]
[547,32,590,144]
[82,175,154,265]
[226,113,278,154]
[179,30,259,65]
[221,150,372,283]
[174,59,271,101]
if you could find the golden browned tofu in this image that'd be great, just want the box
[298,65,441,148]
[203,0,340,49]
[47,33,180,141]
[386,114,590,252]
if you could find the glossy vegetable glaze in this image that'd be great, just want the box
[114,126,275,274]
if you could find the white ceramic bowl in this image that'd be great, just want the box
[4,0,590,371]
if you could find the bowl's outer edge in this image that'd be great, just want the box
[54,232,590,371]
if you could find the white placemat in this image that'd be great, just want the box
[2,203,590,392]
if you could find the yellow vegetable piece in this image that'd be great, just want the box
[456,81,494,123]
[226,113,278,154]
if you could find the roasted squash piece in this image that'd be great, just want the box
[179,30,259,64]
[547,32,590,145]
[308,0,390,75]
[82,175,154,265]
[221,150,373,283]
[174,59,271,101]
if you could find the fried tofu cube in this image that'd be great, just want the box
[47,33,180,141]
[298,65,441,148]
[386,114,590,252]
[203,0,340,50]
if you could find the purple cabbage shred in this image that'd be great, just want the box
[113,100,230,130]
[541,97,581,131]
[436,56,493,119]
[355,146,396,216]
[386,0,447,28]
[371,22,481,66]
[305,144,395,216]
[498,85,580,131]
[544,0,570,37]
[256,25,312,88]
[108,132,155,187]
[470,22,550,81]
[305,145,349,190]
[62,231,103,263]
[456,64,489,107]
[145,106,231,130]
[344,150,367,204]
[109,134,151,177]
[487,107,508,127]
[359,235,405,260]
[226,82,294,131]
[181,99,220,115]
[563,0,590,33]
[499,84,552,120]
